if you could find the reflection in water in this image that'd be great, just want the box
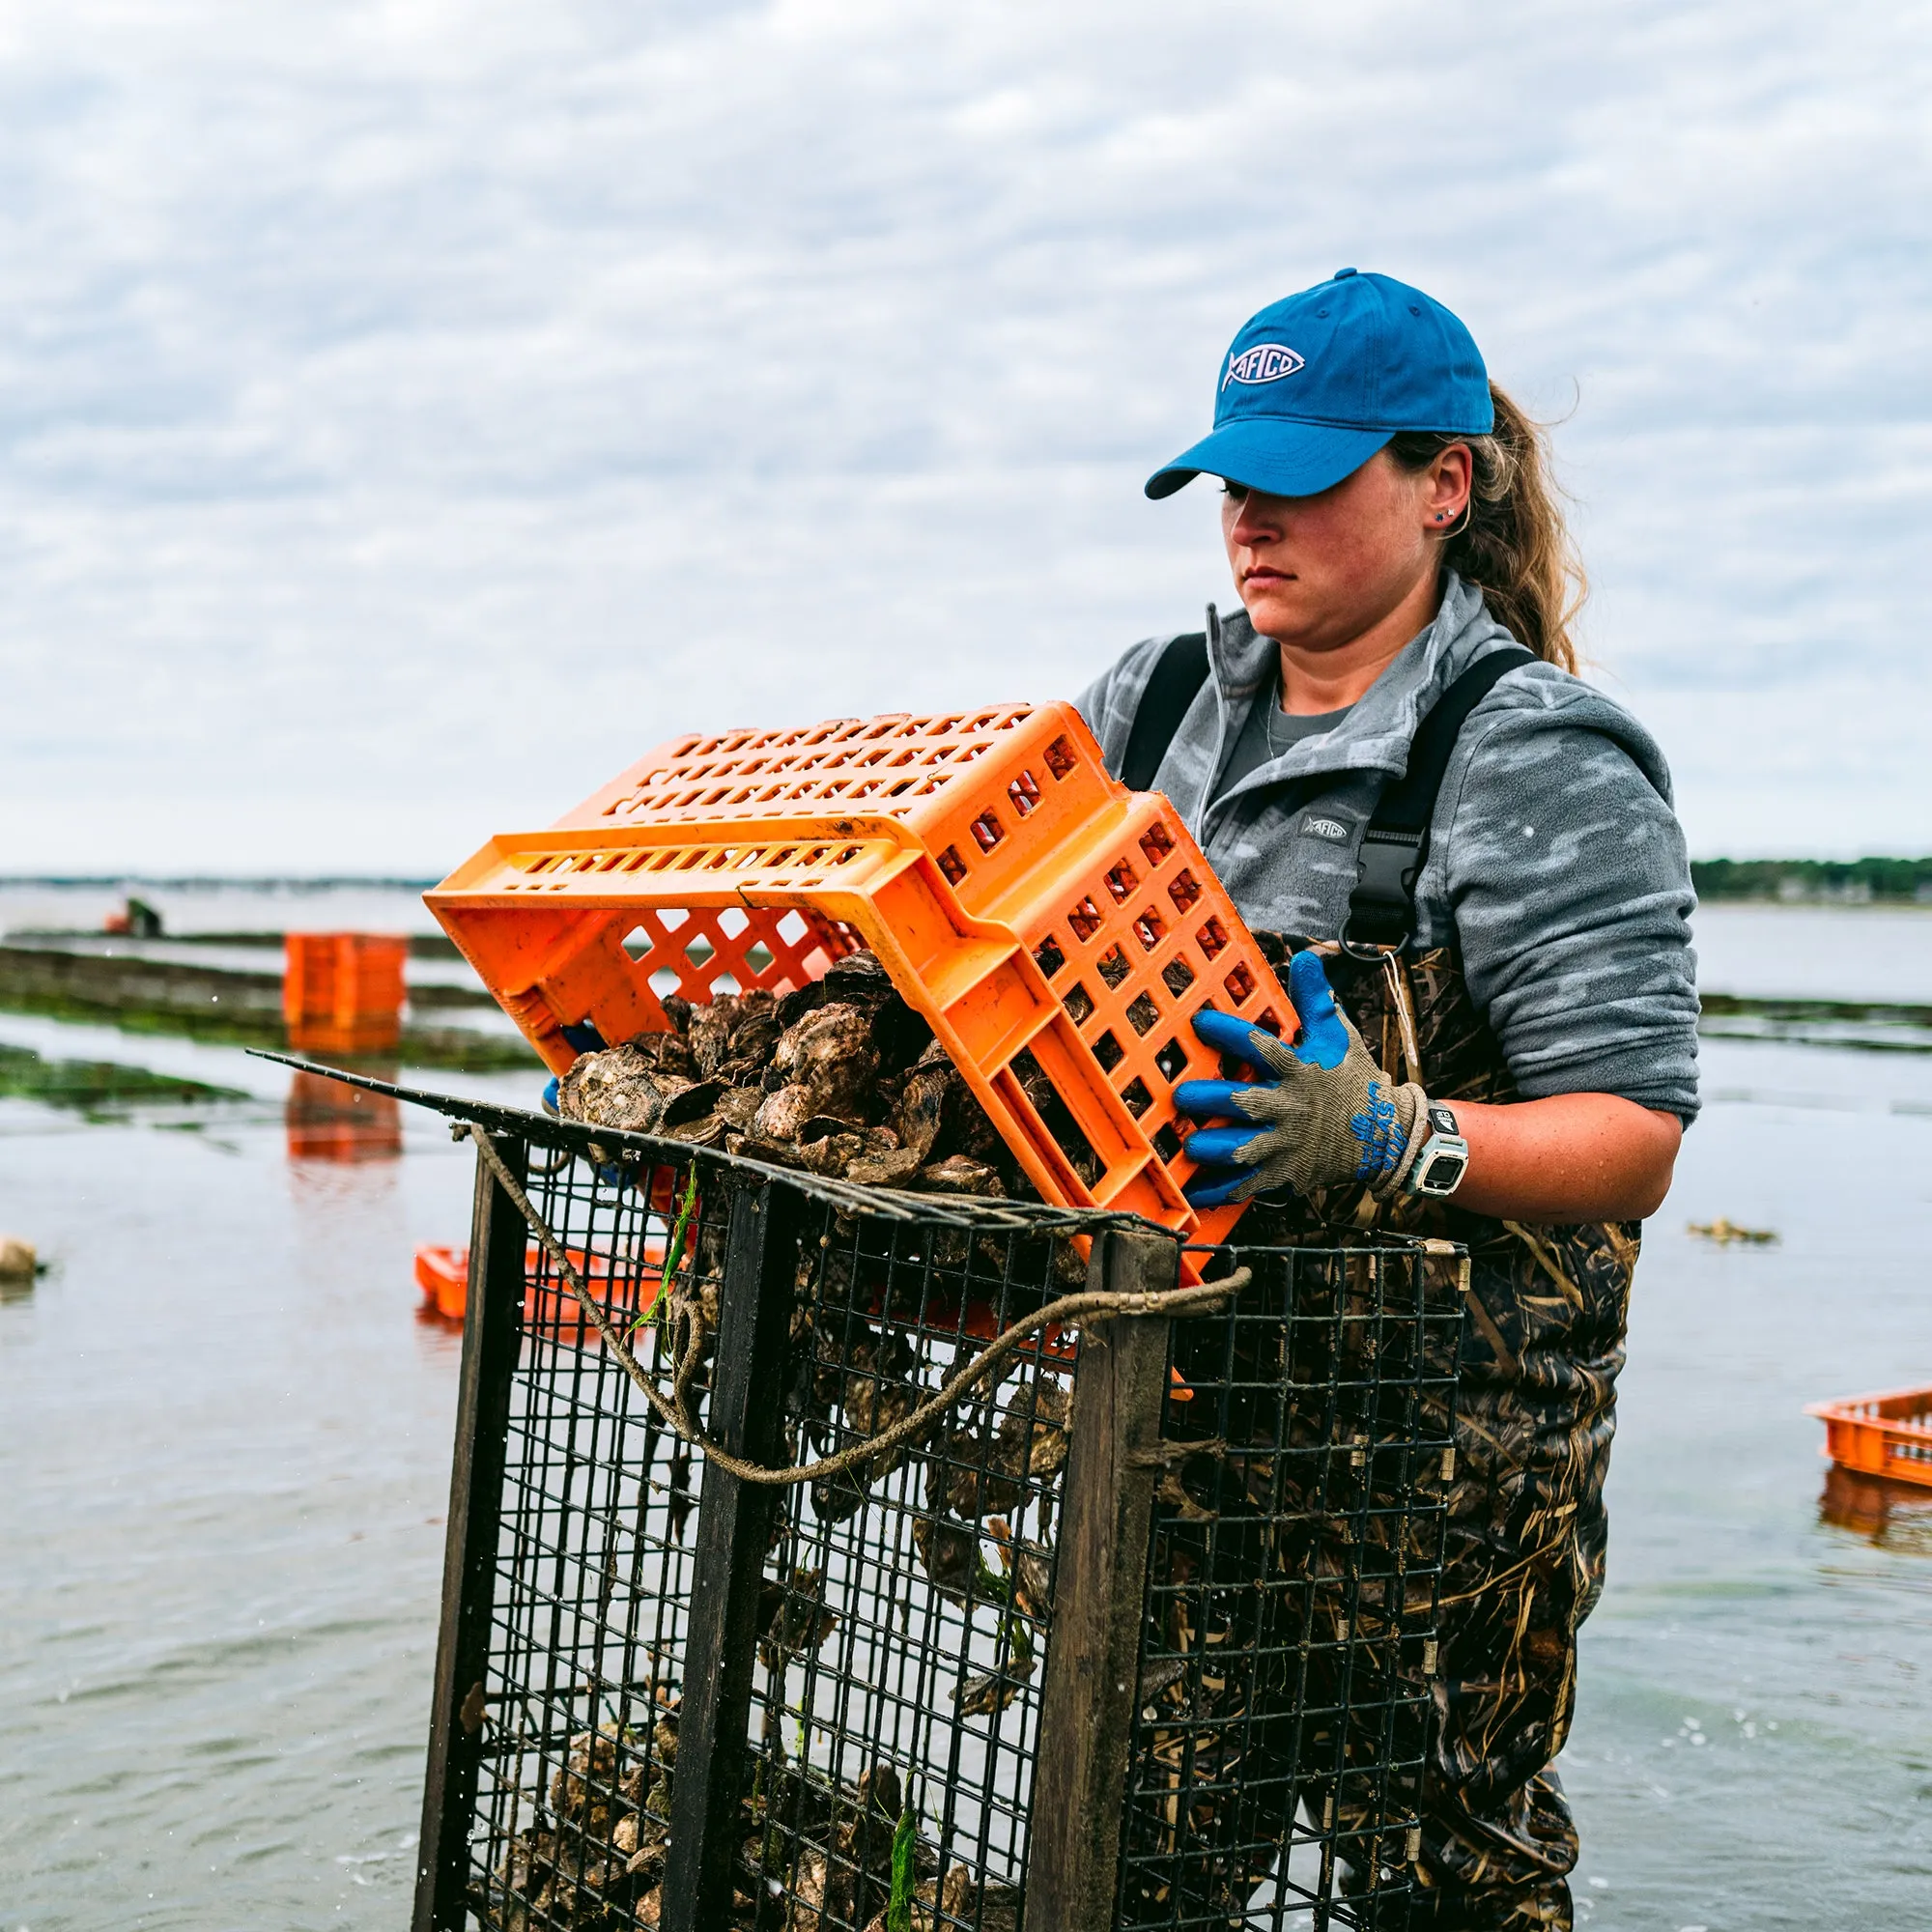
[1818,1464,1932,1556]
[284,1066,403,1160]
[0,1038,247,1117]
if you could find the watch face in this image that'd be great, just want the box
[1423,1153,1465,1193]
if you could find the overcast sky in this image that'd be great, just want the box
[2,0,1927,874]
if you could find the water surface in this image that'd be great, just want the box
[1564,1035,1932,1930]
[1,912,1929,1928]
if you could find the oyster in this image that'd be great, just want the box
[495,1720,675,1928]
[758,1565,840,1674]
[782,1761,906,1932]
[913,1154,1005,1198]
[822,948,895,1009]
[687,994,737,1078]
[912,1518,980,1605]
[892,1042,955,1163]
[937,1406,1033,1519]
[556,1043,692,1135]
[754,1083,816,1142]
[990,1528,1052,1621]
[774,1002,879,1122]
[954,1661,1032,1717]
[1022,1380,1071,1478]
[844,1147,922,1187]
[550,1726,623,1836]
[798,1130,867,1178]
[721,987,782,1072]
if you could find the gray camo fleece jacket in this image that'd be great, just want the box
[1075,572,1700,1122]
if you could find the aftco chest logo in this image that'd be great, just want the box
[1223,342,1306,388]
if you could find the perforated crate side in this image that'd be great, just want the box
[426,702,1289,1259]
[1807,1384,1932,1489]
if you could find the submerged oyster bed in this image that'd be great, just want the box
[554,948,1103,1195]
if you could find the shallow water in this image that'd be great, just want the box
[1565,1036,1932,1930]
[9,883,1932,1007]
[1687,902,1932,1007]
[0,1065,505,1928]
[1,925,1929,1927]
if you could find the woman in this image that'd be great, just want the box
[1077,270,1698,1931]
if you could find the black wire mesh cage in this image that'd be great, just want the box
[411,1104,1463,1932]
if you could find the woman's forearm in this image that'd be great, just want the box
[1446,1093,1682,1223]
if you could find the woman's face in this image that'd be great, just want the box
[1219,446,1470,654]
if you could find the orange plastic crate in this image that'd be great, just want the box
[426,701,1293,1260]
[284,932,410,1055]
[414,1240,665,1329]
[1807,1384,1932,1490]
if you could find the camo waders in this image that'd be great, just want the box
[1119,943,1633,1931]
[1314,942,1636,1931]
[1113,639,1641,1930]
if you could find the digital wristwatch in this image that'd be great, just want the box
[1405,1102,1470,1199]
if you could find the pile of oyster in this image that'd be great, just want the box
[491,1708,676,1929]
[554,948,1101,1193]
[491,1713,1018,1931]
[757,1756,1020,1932]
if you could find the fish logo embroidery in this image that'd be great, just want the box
[1302,815,1349,842]
[1223,343,1306,388]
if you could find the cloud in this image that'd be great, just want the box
[1,0,1927,869]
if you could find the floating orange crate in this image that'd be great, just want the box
[427,701,1293,1262]
[414,1240,666,1329]
[1807,1384,1932,1490]
[284,932,410,1055]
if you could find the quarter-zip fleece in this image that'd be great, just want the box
[1076,573,1700,1122]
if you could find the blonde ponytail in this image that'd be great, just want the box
[1388,384,1585,673]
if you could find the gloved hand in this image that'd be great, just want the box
[1174,950,1428,1208]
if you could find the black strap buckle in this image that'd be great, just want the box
[1342,828,1422,957]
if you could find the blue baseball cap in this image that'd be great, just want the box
[1145,269,1492,500]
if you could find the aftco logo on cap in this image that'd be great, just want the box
[1222,342,1306,388]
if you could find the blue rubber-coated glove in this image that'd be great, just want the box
[1174,950,1428,1208]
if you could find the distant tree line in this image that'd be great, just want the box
[1691,857,1932,902]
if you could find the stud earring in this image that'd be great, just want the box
[1435,513,1447,522]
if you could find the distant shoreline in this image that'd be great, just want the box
[4,859,1931,906]
[1690,858,1932,905]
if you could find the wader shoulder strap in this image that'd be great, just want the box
[1346,644,1537,952]
[1121,629,1209,792]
